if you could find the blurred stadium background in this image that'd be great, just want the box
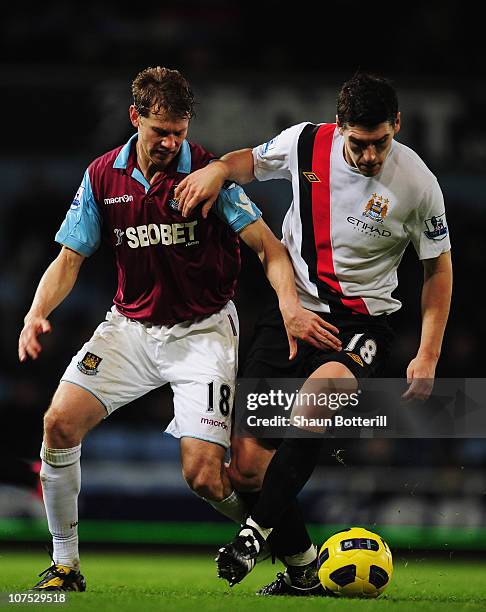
[1,1,485,557]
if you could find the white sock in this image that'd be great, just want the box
[40,443,81,570]
[246,516,273,540]
[284,544,317,566]
[207,490,248,523]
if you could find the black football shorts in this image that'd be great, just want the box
[242,300,395,380]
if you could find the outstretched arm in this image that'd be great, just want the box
[176,149,255,219]
[18,246,85,361]
[239,218,341,359]
[402,250,452,400]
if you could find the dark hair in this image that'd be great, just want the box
[132,66,195,119]
[337,73,398,128]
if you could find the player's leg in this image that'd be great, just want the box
[34,308,165,590]
[250,361,356,530]
[216,361,355,587]
[166,301,249,523]
[228,435,321,594]
[35,382,106,591]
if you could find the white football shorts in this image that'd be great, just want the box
[61,302,239,448]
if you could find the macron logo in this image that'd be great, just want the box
[104,194,134,205]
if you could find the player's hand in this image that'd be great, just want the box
[18,315,52,362]
[280,303,341,360]
[401,354,436,402]
[175,161,227,219]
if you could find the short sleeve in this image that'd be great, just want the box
[409,179,451,260]
[213,183,262,233]
[55,170,102,257]
[252,123,307,182]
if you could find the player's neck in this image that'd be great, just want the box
[136,142,169,183]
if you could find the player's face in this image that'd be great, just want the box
[130,105,189,169]
[338,115,400,177]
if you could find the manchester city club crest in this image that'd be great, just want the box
[363,193,389,223]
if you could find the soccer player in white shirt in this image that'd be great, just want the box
[175,73,452,595]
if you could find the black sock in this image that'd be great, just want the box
[251,431,324,528]
[237,490,261,515]
[268,498,313,558]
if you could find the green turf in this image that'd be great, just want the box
[1,551,485,611]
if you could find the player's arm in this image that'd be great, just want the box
[402,250,452,401]
[176,149,255,219]
[239,218,341,359]
[18,247,85,362]
[19,167,101,362]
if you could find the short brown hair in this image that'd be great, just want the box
[131,66,195,119]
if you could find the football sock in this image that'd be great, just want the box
[285,543,317,567]
[251,432,324,528]
[245,516,273,540]
[40,443,81,570]
[269,499,314,558]
[207,490,248,523]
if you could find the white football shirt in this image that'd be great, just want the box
[253,123,451,316]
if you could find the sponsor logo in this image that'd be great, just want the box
[346,352,364,367]
[70,185,84,210]
[104,194,134,205]
[363,193,389,223]
[77,352,102,376]
[200,417,228,430]
[347,217,392,237]
[424,213,448,241]
[114,229,125,246]
[70,521,79,529]
[303,171,321,183]
[125,221,198,249]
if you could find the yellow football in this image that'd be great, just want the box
[317,527,393,598]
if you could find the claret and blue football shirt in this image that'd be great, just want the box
[56,135,261,325]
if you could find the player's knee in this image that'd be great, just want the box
[43,408,82,448]
[183,464,225,501]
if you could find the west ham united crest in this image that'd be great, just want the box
[77,352,103,376]
[168,184,180,211]
[363,193,389,223]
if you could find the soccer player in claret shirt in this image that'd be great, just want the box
[175,73,453,595]
[18,66,331,591]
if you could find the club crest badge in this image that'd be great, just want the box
[168,184,180,211]
[363,193,389,223]
[424,213,448,241]
[77,352,103,376]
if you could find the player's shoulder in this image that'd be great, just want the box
[186,141,215,171]
[392,140,438,187]
[256,122,322,154]
[87,145,124,177]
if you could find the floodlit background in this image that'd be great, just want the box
[1,1,485,552]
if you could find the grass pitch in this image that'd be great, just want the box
[1,550,486,611]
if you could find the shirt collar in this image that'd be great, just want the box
[113,133,192,174]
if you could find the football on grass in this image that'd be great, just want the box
[317,527,393,598]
